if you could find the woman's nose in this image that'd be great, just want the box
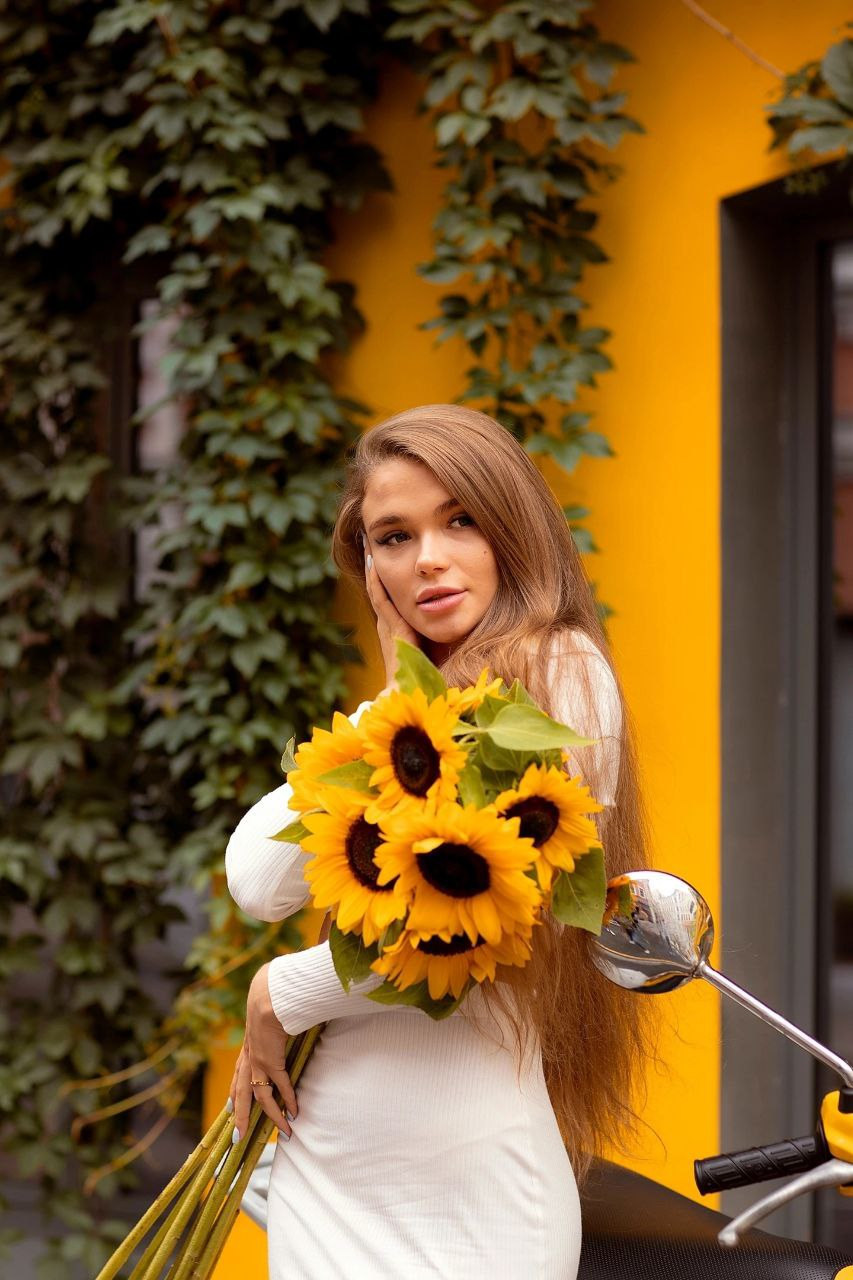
[414,535,449,575]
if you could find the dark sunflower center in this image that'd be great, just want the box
[417,932,482,956]
[416,842,491,898]
[504,797,560,847]
[390,725,441,796]
[345,816,391,891]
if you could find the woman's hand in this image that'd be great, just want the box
[362,531,421,691]
[229,962,298,1142]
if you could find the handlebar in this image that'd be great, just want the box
[695,1132,829,1194]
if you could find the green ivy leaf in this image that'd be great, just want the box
[788,124,851,155]
[821,39,853,112]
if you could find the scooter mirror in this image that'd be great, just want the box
[591,869,714,993]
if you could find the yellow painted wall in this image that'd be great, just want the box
[206,6,851,1271]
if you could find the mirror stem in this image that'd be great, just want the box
[696,961,853,1088]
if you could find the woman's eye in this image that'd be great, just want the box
[377,514,474,547]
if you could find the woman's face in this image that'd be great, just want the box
[361,458,500,661]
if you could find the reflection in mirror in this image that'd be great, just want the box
[591,869,715,994]
[594,870,853,1091]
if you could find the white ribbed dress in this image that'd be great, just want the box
[225,634,621,1280]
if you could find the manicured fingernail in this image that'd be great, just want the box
[281,1129,291,1142]
[225,1097,233,1114]
[232,1128,241,1144]
[367,554,372,569]
[286,1110,295,1122]
[361,531,366,548]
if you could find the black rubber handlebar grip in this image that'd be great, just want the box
[695,1133,828,1194]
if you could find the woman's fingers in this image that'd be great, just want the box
[233,1045,254,1140]
[363,547,417,641]
[251,1061,296,1137]
[227,1046,240,1108]
[251,1085,291,1138]
[362,535,424,689]
[268,1063,298,1121]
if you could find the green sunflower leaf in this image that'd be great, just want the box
[476,764,519,802]
[551,847,606,934]
[377,919,404,951]
[477,734,537,776]
[280,735,297,773]
[394,637,447,701]
[317,760,376,791]
[457,760,486,807]
[271,818,310,843]
[503,678,537,706]
[484,703,594,751]
[329,923,380,992]
[473,693,507,728]
[365,976,468,1020]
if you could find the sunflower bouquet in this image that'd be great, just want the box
[92,640,607,1279]
[276,638,608,1018]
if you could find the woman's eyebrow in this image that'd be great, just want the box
[367,497,462,533]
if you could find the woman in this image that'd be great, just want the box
[225,405,652,1278]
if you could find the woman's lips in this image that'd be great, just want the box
[416,590,467,614]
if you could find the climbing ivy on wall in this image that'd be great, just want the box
[0,2,637,1274]
[389,0,641,555]
[0,3,387,1274]
[767,32,853,186]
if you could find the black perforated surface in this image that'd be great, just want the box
[578,1159,852,1280]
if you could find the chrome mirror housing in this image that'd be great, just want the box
[591,869,714,993]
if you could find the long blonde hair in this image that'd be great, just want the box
[331,404,654,1181]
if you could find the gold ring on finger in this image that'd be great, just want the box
[251,1078,272,1087]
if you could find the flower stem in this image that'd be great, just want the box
[166,1103,266,1280]
[189,1130,271,1279]
[286,1023,323,1080]
[93,1105,231,1280]
[127,1187,192,1280]
[94,1023,325,1280]
[130,1144,227,1280]
[169,1026,322,1280]
[127,1112,236,1280]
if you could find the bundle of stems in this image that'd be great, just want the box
[94,1024,322,1280]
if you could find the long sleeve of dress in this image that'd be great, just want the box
[224,699,388,1030]
[225,634,622,1035]
[224,700,374,922]
[547,634,622,809]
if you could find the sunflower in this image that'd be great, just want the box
[371,926,534,1001]
[374,801,542,945]
[359,687,467,821]
[493,763,603,892]
[444,667,505,717]
[288,710,365,812]
[301,789,408,945]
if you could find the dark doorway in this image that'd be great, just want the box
[721,166,853,1250]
